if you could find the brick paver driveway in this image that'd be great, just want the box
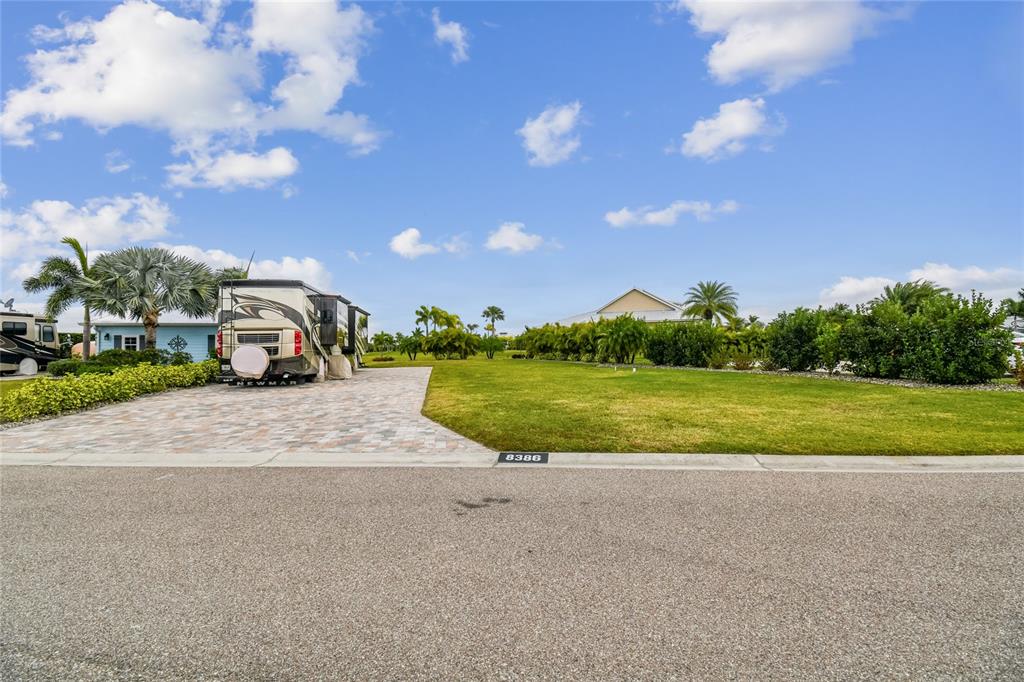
[0,368,490,454]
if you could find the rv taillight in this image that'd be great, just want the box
[216,330,222,357]
[294,330,302,356]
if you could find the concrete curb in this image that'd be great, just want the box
[1,451,1022,473]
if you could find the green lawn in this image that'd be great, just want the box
[364,352,1024,455]
[0,377,40,398]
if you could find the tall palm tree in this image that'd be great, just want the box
[415,305,432,334]
[682,281,738,326]
[481,305,505,335]
[872,280,950,314]
[81,247,217,349]
[22,237,95,359]
[1001,288,1024,330]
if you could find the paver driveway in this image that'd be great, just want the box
[0,368,490,455]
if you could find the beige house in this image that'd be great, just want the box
[559,288,695,325]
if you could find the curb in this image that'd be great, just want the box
[1,451,1022,473]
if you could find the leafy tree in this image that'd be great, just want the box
[765,307,823,371]
[682,281,738,326]
[371,331,396,352]
[22,237,95,359]
[479,335,504,359]
[81,247,217,350]
[482,305,505,335]
[598,314,648,364]
[398,330,423,360]
[1000,288,1024,331]
[415,305,432,334]
[838,301,911,378]
[872,280,950,314]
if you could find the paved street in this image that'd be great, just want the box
[0,368,489,455]
[2,466,1021,680]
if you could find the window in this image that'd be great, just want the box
[41,326,55,343]
[124,336,138,351]
[2,321,28,335]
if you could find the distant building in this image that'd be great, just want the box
[559,288,696,325]
[90,319,218,362]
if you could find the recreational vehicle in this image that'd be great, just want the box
[0,310,60,375]
[216,279,369,385]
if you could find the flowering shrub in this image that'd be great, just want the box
[0,360,218,423]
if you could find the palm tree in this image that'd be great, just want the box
[80,247,217,349]
[22,237,95,359]
[415,305,432,334]
[872,280,950,314]
[466,323,479,334]
[482,305,505,335]
[682,281,738,326]
[1001,288,1024,330]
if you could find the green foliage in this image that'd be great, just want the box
[598,315,648,364]
[398,330,423,360]
[839,301,912,378]
[48,348,179,376]
[1,361,218,423]
[479,335,505,360]
[872,279,950,314]
[646,322,724,368]
[512,316,646,364]
[371,331,397,352]
[766,308,823,371]
[481,305,506,335]
[422,328,479,360]
[47,359,81,377]
[682,280,739,326]
[1012,349,1024,388]
[371,356,396,362]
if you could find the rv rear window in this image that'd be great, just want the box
[42,326,55,342]
[2,321,28,335]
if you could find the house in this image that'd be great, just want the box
[559,288,695,325]
[90,320,218,362]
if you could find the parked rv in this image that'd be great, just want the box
[216,279,369,385]
[0,311,60,375]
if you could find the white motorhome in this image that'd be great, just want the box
[216,279,369,385]
[0,310,60,375]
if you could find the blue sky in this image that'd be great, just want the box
[1,0,1021,334]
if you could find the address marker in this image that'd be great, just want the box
[498,452,549,464]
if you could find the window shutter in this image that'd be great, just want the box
[113,335,122,349]
[139,334,146,349]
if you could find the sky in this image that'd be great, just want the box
[1,0,1021,335]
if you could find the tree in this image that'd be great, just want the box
[481,305,505,335]
[371,331,396,352]
[415,305,432,334]
[466,323,479,333]
[22,237,95,360]
[1000,289,1024,331]
[682,281,738,326]
[81,247,217,349]
[872,280,950,315]
[399,330,423,360]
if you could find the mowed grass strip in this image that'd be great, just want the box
[365,352,1024,455]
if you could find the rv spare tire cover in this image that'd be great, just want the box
[18,358,38,376]
[230,345,270,379]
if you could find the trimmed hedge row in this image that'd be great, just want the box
[1,360,219,423]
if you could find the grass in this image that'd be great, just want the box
[364,351,1024,455]
[0,377,40,398]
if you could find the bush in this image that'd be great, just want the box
[599,315,647,364]
[646,322,724,368]
[168,351,192,366]
[839,301,910,378]
[0,360,219,423]
[47,358,81,377]
[479,335,505,360]
[766,308,823,371]
[371,356,396,362]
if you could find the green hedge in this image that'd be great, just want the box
[1,360,219,423]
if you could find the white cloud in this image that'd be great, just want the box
[605,199,739,227]
[105,150,132,174]
[1,0,379,187]
[166,147,299,190]
[159,243,332,290]
[517,102,583,167]
[819,263,1024,306]
[389,228,441,260]
[1,193,173,263]
[432,8,469,64]
[675,1,898,92]
[346,249,370,264]
[0,180,7,198]
[442,234,470,255]
[680,97,782,161]
[485,222,545,254]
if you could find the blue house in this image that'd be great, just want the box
[90,319,219,362]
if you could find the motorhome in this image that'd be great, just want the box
[216,279,369,385]
[0,310,60,375]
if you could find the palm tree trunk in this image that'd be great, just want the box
[143,311,159,350]
[82,306,92,360]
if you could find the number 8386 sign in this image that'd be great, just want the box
[498,452,549,464]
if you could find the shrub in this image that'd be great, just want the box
[47,359,81,377]
[766,308,823,371]
[598,315,648,364]
[371,356,396,362]
[708,349,731,370]
[646,322,724,368]
[901,293,1012,384]
[479,335,505,360]
[731,351,755,371]
[1012,349,1024,388]
[0,360,219,423]
[839,301,910,378]
[168,351,192,365]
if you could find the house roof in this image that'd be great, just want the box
[559,288,696,325]
[88,319,217,327]
[597,288,683,313]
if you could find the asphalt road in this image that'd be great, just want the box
[1,467,1022,680]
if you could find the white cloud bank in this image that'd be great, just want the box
[166,147,299,190]
[485,222,545,253]
[675,0,899,92]
[432,8,469,64]
[160,243,332,290]
[819,263,1024,306]
[0,0,379,190]
[679,97,782,161]
[517,102,583,167]
[389,228,441,260]
[605,199,738,227]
